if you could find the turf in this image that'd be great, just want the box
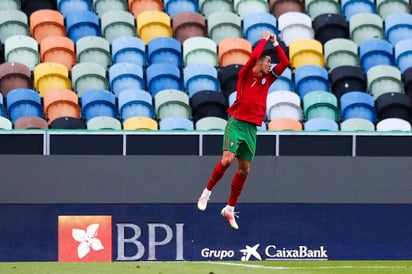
[0,261,411,274]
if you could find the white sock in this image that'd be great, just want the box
[201,188,212,198]
[225,205,235,213]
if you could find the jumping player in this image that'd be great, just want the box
[197,31,290,229]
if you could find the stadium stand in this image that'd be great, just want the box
[0,0,410,132]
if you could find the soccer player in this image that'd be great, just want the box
[197,31,290,229]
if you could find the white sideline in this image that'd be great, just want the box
[210,261,411,270]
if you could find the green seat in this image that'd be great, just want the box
[349,12,384,46]
[0,10,28,43]
[183,36,218,66]
[376,0,410,19]
[86,116,122,130]
[195,116,227,130]
[4,35,39,71]
[100,10,135,43]
[234,0,269,18]
[324,38,359,72]
[154,89,191,120]
[303,91,339,121]
[207,11,242,44]
[93,0,128,16]
[71,62,109,97]
[305,0,340,20]
[0,0,20,10]
[367,65,404,99]
[199,0,233,18]
[76,36,111,69]
[340,118,375,131]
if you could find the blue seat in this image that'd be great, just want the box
[395,38,412,74]
[341,0,376,20]
[269,67,294,92]
[340,91,376,122]
[80,89,116,122]
[147,37,182,67]
[294,65,330,98]
[146,63,182,97]
[66,10,100,43]
[359,38,394,72]
[57,0,91,17]
[183,64,220,98]
[108,63,145,96]
[304,117,339,131]
[159,116,194,130]
[6,88,42,123]
[118,89,154,121]
[242,12,278,46]
[384,13,412,46]
[164,0,199,18]
[112,36,146,66]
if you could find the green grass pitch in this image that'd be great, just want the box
[0,261,411,274]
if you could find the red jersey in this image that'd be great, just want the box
[227,38,290,126]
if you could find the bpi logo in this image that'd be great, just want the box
[58,215,112,262]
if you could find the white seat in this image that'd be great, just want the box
[376,118,411,131]
[278,12,314,46]
[266,90,303,121]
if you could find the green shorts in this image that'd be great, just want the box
[222,117,257,162]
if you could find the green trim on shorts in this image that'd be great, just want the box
[223,117,257,162]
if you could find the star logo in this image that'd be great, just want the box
[240,244,262,261]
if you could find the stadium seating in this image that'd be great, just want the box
[366,65,404,99]
[40,36,76,71]
[57,0,91,16]
[0,62,33,97]
[313,13,349,45]
[136,10,172,44]
[49,116,85,129]
[71,62,109,97]
[159,116,194,130]
[0,9,29,43]
[108,62,145,96]
[269,0,304,19]
[195,116,226,130]
[304,117,339,131]
[376,0,410,19]
[207,11,242,44]
[349,12,384,46]
[164,0,199,18]
[76,36,111,69]
[86,116,122,130]
[234,0,270,18]
[340,118,375,131]
[146,63,182,96]
[303,91,339,121]
[359,38,394,72]
[268,67,294,92]
[147,37,182,66]
[242,12,278,47]
[6,88,43,123]
[112,36,146,66]
[183,63,219,98]
[267,117,303,131]
[100,10,136,43]
[266,90,303,121]
[330,65,367,99]
[341,0,376,20]
[305,0,340,20]
[0,0,20,10]
[376,117,411,131]
[81,89,117,122]
[13,116,48,129]
[183,37,218,67]
[375,92,411,122]
[123,116,158,130]
[289,39,324,69]
[323,38,359,72]
[294,65,330,98]
[340,91,376,122]
[128,0,163,16]
[43,88,81,124]
[218,64,243,97]
[395,38,412,74]
[172,12,207,44]
[218,37,251,67]
[4,35,40,71]
[21,0,56,17]
[65,10,100,43]
[93,0,128,16]
[29,9,66,43]
[190,90,227,123]
[278,12,314,46]
[384,13,412,46]
[118,88,154,121]
[199,0,233,18]
[33,62,71,97]
[154,89,191,120]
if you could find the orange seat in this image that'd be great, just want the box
[136,10,172,44]
[33,62,71,97]
[172,12,207,44]
[270,0,304,18]
[128,0,163,16]
[43,88,80,125]
[218,37,252,67]
[29,9,66,43]
[268,117,303,130]
[40,36,76,71]
[0,62,32,97]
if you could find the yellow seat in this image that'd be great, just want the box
[33,62,71,97]
[136,10,172,44]
[289,38,325,70]
[40,36,76,71]
[218,37,251,67]
[123,116,158,130]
